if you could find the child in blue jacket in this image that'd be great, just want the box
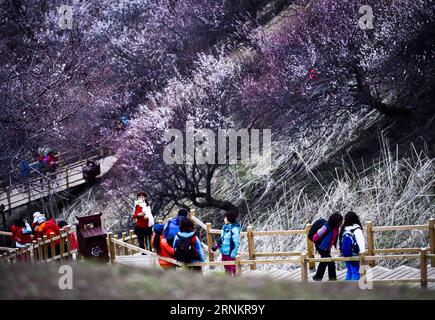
[213,211,241,276]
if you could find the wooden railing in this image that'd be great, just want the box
[0,230,13,251]
[0,151,105,210]
[104,210,435,288]
[2,209,434,289]
[0,226,77,263]
[367,219,435,267]
[191,210,435,270]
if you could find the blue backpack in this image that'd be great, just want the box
[165,218,181,244]
[341,228,360,257]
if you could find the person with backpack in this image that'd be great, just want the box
[152,223,177,271]
[173,217,205,272]
[212,211,241,276]
[340,211,366,281]
[11,218,32,248]
[132,191,155,250]
[57,220,78,257]
[309,212,343,281]
[164,208,189,247]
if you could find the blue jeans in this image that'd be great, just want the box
[345,261,360,280]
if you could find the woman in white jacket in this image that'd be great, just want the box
[340,211,366,281]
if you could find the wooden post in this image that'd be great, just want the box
[182,262,188,271]
[19,247,25,263]
[32,240,37,263]
[12,248,19,263]
[114,234,119,256]
[300,253,308,283]
[305,223,315,270]
[429,218,435,267]
[107,232,115,263]
[235,254,242,276]
[420,248,428,289]
[366,221,375,267]
[49,232,56,261]
[247,226,256,270]
[122,231,127,255]
[189,209,196,221]
[26,243,32,262]
[43,235,48,262]
[359,251,367,280]
[38,238,44,262]
[129,230,135,255]
[59,230,65,261]
[65,226,72,257]
[206,223,215,263]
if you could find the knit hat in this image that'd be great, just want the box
[178,209,188,217]
[36,215,46,224]
[153,223,164,234]
[32,211,42,223]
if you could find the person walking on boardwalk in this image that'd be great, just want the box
[164,208,189,247]
[173,217,205,273]
[340,211,366,281]
[311,212,343,281]
[132,191,155,251]
[212,210,241,276]
[34,213,61,258]
[11,218,32,248]
[152,223,177,271]
[57,220,78,258]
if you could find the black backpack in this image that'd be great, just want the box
[308,219,328,243]
[174,235,198,262]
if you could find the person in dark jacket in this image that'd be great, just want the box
[173,217,205,273]
[312,212,343,281]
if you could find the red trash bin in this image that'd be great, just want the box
[76,213,109,262]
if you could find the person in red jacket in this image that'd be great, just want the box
[11,218,32,248]
[57,220,78,255]
[152,223,176,270]
[35,214,60,258]
[132,191,155,250]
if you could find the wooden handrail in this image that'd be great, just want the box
[373,248,422,254]
[111,237,182,266]
[364,254,420,261]
[1,226,77,263]
[372,224,428,231]
[253,230,305,236]
[255,251,301,257]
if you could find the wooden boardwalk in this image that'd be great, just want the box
[111,254,435,289]
[114,254,159,269]
[2,210,434,291]
[0,155,118,210]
